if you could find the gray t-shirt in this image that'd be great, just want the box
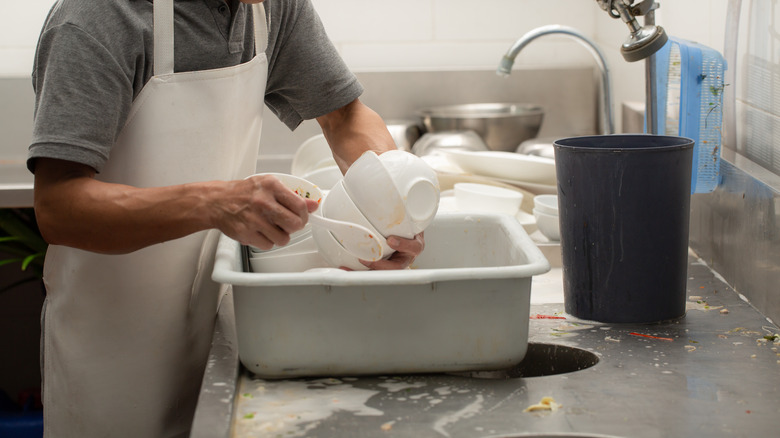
[28,0,363,173]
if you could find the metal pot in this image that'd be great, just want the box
[411,130,488,157]
[418,103,544,152]
[385,119,424,152]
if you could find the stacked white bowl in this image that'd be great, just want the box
[532,194,560,241]
[313,150,441,270]
[290,134,342,190]
[246,151,440,272]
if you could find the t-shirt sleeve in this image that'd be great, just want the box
[28,23,134,173]
[264,0,363,130]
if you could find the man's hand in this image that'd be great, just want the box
[213,174,320,250]
[359,232,424,270]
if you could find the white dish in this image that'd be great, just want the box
[377,150,440,228]
[322,181,393,259]
[249,232,315,256]
[454,182,523,216]
[533,208,560,241]
[533,194,559,215]
[343,150,439,239]
[291,134,336,177]
[494,178,557,195]
[249,248,328,273]
[244,172,323,250]
[301,165,342,190]
[443,149,556,185]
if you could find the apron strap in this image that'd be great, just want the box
[153,0,175,76]
[153,1,270,77]
[253,3,269,55]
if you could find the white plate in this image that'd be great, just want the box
[291,134,336,177]
[443,149,556,185]
[494,178,557,195]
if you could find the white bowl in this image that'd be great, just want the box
[533,194,559,216]
[321,181,393,259]
[291,134,337,177]
[377,150,441,228]
[454,182,523,216]
[343,150,440,238]
[533,208,560,241]
[301,165,342,190]
[245,173,324,249]
[342,151,410,237]
[249,229,313,255]
[249,247,329,273]
[310,211,370,271]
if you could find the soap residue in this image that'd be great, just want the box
[234,378,382,437]
[432,394,485,437]
[377,379,427,393]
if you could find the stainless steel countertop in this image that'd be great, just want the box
[191,247,780,438]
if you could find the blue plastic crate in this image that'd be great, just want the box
[652,36,727,193]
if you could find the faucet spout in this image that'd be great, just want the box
[497,25,615,135]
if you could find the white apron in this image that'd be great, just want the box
[40,2,268,437]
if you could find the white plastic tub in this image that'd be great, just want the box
[212,211,550,379]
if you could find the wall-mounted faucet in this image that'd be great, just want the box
[497,25,614,135]
[595,0,668,134]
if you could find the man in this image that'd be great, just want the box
[28,0,423,436]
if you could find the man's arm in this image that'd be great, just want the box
[33,158,319,254]
[315,98,397,173]
[315,98,426,269]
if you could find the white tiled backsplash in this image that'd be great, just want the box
[9,0,780,178]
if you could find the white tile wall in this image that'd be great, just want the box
[312,0,599,71]
[0,0,54,77]
[2,1,730,76]
[0,0,734,135]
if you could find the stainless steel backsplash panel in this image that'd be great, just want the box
[0,78,35,160]
[256,67,600,165]
[689,154,780,325]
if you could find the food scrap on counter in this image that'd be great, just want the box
[524,396,561,413]
[629,332,674,341]
[530,314,566,320]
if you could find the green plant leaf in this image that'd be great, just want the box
[21,253,43,271]
[0,209,48,254]
[0,257,24,268]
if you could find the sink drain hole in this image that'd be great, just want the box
[453,342,598,379]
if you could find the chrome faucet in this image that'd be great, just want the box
[497,24,614,135]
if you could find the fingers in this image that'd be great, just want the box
[218,175,314,249]
[360,232,425,270]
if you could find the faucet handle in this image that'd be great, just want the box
[628,0,659,16]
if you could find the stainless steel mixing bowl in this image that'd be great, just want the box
[418,103,544,152]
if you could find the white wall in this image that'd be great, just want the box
[0,0,53,77]
[1,0,730,133]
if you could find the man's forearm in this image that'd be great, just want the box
[33,158,315,254]
[34,165,223,254]
[316,98,396,172]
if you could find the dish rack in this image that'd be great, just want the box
[651,36,727,193]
